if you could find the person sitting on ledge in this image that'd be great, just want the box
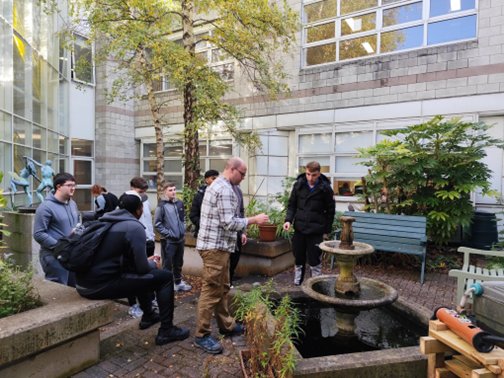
[75,191,189,346]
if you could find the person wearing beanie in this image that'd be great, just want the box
[75,191,189,345]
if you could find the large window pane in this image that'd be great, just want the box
[305,0,337,23]
[47,67,58,130]
[299,133,332,153]
[341,0,378,15]
[306,43,336,66]
[13,145,30,178]
[165,160,182,172]
[143,143,156,158]
[164,175,183,190]
[144,160,156,172]
[334,178,363,196]
[213,63,234,80]
[48,130,58,152]
[299,156,330,173]
[59,135,67,154]
[73,35,94,84]
[0,111,12,141]
[13,116,31,145]
[32,51,43,125]
[59,43,67,77]
[209,140,232,156]
[47,152,58,172]
[341,13,376,36]
[199,141,207,156]
[164,142,183,157]
[430,0,475,17]
[143,174,157,190]
[13,32,31,119]
[383,2,422,27]
[32,149,46,179]
[381,25,424,53]
[0,143,12,190]
[74,189,92,211]
[209,159,226,173]
[335,156,368,173]
[427,15,476,45]
[59,77,69,135]
[32,125,46,149]
[211,49,231,63]
[0,18,13,112]
[339,34,377,61]
[73,160,92,185]
[307,23,335,43]
[71,139,93,157]
[13,0,31,41]
[335,131,373,152]
[59,155,68,173]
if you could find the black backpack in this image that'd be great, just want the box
[53,220,121,272]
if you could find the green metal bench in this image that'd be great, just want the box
[449,247,504,305]
[331,212,428,284]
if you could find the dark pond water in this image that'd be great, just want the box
[293,300,427,358]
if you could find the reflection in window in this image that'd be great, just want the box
[0,143,12,190]
[427,15,476,45]
[144,160,156,172]
[13,117,31,145]
[48,131,59,153]
[144,143,156,158]
[72,35,94,84]
[71,139,93,157]
[0,111,12,141]
[209,140,232,156]
[32,149,46,178]
[32,125,46,149]
[341,0,378,15]
[335,156,368,173]
[341,13,376,36]
[339,35,377,61]
[299,133,332,153]
[13,32,31,119]
[0,18,13,112]
[199,141,207,156]
[213,63,234,80]
[74,160,92,185]
[333,179,363,196]
[47,67,58,130]
[306,43,336,66]
[164,160,182,172]
[430,0,475,17]
[74,189,92,211]
[305,0,337,23]
[144,174,157,189]
[13,145,29,177]
[164,143,183,157]
[48,152,58,173]
[335,131,373,152]
[59,77,69,135]
[383,2,422,27]
[32,51,44,125]
[59,156,68,173]
[209,159,226,173]
[59,136,67,154]
[381,25,423,53]
[299,156,330,173]
[164,175,183,190]
[307,23,335,43]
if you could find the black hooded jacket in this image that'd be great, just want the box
[189,184,207,237]
[284,173,336,235]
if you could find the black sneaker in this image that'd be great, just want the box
[139,311,161,330]
[155,326,190,345]
[220,323,245,336]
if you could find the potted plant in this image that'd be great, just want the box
[233,281,303,378]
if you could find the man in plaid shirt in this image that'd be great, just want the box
[195,157,269,354]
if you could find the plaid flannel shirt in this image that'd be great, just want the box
[196,175,248,253]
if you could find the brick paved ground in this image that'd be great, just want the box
[74,260,458,378]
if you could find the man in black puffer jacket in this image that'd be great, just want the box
[283,161,335,285]
[189,170,219,238]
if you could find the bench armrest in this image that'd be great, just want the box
[421,235,428,244]
[457,247,503,267]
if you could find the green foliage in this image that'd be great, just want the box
[357,116,504,245]
[233,281,302,378]
[426,254,461,271]
[488,195,504,269]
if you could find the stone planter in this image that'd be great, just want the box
[182,233,294,277]
[0,278,113,378]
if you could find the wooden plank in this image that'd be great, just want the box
[496,358,504,378]
[430,353,447,378]
[353,225,426,239]
[453,355,483,369]
[353,239,425,255]
[351,232,426,246]
[429,329,504,366]
[430,320,448,332]
[421,336,453,354]
[436,368,458,378]
[486,366,502,375]
[343,211,427,223]
[352,220,427,231]
[446,359,474,378]
[471,368,496,378]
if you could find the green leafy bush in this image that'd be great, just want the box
[357,116,503,245]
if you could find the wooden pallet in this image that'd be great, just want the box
[420,320,504,378]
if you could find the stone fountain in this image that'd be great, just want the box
[302,216,398,336]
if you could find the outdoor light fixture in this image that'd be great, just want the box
[345,18,362,32]
[450,0,461,11]
[361,42,374,53]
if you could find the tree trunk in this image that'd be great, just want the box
[182,0,200,191]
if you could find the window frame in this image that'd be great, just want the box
[71,33,96,86]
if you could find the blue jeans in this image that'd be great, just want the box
[40,254,76,287]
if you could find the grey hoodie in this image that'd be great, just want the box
[34,191,80,258]
[154,198,185,243]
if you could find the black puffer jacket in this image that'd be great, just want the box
[189,184,207,237]
[285,173,335,235]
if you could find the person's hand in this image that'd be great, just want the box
[323,234,328,239]
[148,255,162,269]
[254,213,269,225]
[241,233,247,246]
[283,222,291,231]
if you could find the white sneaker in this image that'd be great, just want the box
[174,280,192,291]
[128,304,143,318]
[151,299,159,309]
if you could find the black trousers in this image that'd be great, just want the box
[229,233,242,284]
[161,240,184,285]
[292,231,323,281]
[81,268,175,329]
[128,240,156,306]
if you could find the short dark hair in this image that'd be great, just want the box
[163,182,175,191]
[204,170,219,179]
[306,161,321,172]
[118,192,143,214]
[54,173,76,189]
[130,176,148,190]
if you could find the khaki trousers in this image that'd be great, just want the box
[196,249,236,338]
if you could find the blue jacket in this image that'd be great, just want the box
[34,191,80,258]
[154,198,186,243]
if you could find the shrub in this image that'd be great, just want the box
[357,116,503,245]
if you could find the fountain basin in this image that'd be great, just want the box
[319,240,374,257]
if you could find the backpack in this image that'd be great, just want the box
[53,220,121,272]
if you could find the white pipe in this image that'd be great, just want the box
[457,287,476,314]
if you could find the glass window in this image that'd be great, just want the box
[72,35,94,84]
[47,67,58,130]
[427,15,477,45]
[211,49,231,63]
[213,63,234,80]
[335,131,373,152]
[0,142,12,190]
[13,0,31,40]
[334,178,363,196]
[59,136,67,154]
[144,160,156,172]
[143,143,157,158]
[196,52,208,62]
[430,0,475,17]
[48,130,59,153]
[307,22,335,43]
[165,160,182,172]
[59,77,69,135]
[209,159,226,173]
[0,111,12,141]
[71,139,93,157]
[13,117,31,146]
[13,32,31,119]
[47,152,58,173]
[209,140,232,156]
[381,25,424,53]
[74,189,92,211]
[0,18,13,112]
[32,51,47,126]
[341,13,376,36]
[199,141,207,156]
[164,142,183,157]
[383,2,422,27]
[305,0,337,23]
[73,160,92,185]
[299,133,332,153]
[164,175,183,190]
[32,125,46,149]
[32,149,46,179]
[339,34,377,61]
[299,156,330,173]
[195,33,209,50]
[335,156,368,173]
[306,43,336,66]
[143,174,158,190]
[341,0,378,15]
[59,43,67,77]
[59,156,68,173]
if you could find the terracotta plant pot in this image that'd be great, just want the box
[239,349,275,378]
[258,225,278,242]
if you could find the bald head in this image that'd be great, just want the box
[225,157,245,171]
[223,157,247,185]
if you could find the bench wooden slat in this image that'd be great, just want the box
[344,211,427,224]
[353,233,425,246]
[353,226,426,240]
[352,218,427,229]
[353,221,427,234]
[354,237,425,255]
